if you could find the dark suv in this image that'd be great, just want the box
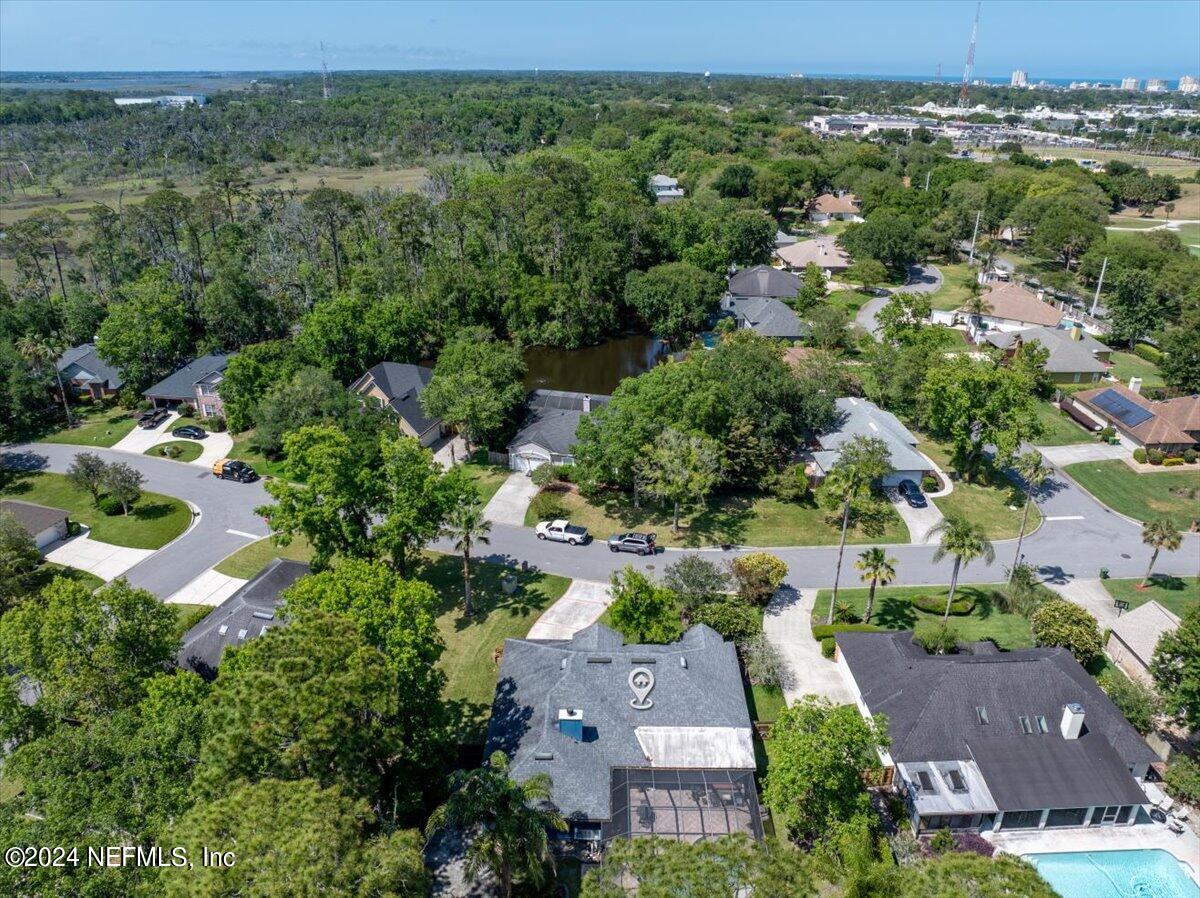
[897,479,927,508]
[607,532,657,555]
[138,408,170,429]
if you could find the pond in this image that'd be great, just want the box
[522,336,667,396]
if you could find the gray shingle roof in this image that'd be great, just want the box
[353,362,439,436]
[176,558,309,680]
[812,397,931,474]
[727,265,801,299]
[143,353,232,401]
[0,500,68,536]
[836,630,1155,811]
[983,326,1109,374]
[507,390,610,457]
[727,297,806,339]
[56,343,123,390]
[484,623,753,822]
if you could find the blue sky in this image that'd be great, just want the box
[1,0,1197,79]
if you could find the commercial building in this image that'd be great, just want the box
[1011,70,1028,89]
[114,94,207,107]
[1146,79,1169,93]
[1179,76,1200,95]
[1121,77,1140,91]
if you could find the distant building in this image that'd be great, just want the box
[977,325,1111,385]
[1010,70,1028,89]
[506,389,610,473]
[807,192,863,223]
[114,94,207,108]
[1145,78,1169,93]
[1179,75,1200,95]
[55,343,124,400]
[649,174,685,204]
[1121,77,1140,91]
[143,352,232,418]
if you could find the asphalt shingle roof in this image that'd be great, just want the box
[726,296,806,339]
[354,362,439,436]
[56,343,124,390]
[0,500,68,536]
[982,326,1109,374]
[812,397,930,474]
[507,390,611,457]
[143,353,232,401]
[727,265,801,299]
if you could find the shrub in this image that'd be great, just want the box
[178,402,195,418]
[820,637,836,659]
[554,464,575,483]
[1163,457,1185,467]
[1184,449,1198,464]
[529,464,558,488]
[729,552,788,605]
[529,490,567,522]
[833,602,861,623]
[997,565,1052,616]
[663,556,730,612]
[1133,448,1148,463]
[607,567,682,645]
[1134,343,1164,363]
[811,622,883,641]
[1147,448,1165,465]
[913,620,961,655]
[1030,599,1103,666]
[1098,670,1161,735]
[1098,426,1116,441]
[1164,756,1200,806]
[742,633,792,690]
[921,474,940,493]
[930,828,955,855]
[98,496,123,516]
[767,464,811,502]
[910,593,976,616]
[208,415,227,433]
[693,600,760,643]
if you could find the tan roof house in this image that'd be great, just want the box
[807,192,863,223]
[1068,383,1200,453]
[775,235,852,275]
[965,282,1064,332]
[0,499,69,551]
[1106,601,1180,686]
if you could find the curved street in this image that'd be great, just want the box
[855,262,943,339]
[6,439,1196,599]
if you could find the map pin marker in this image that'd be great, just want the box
[629,667,655,710]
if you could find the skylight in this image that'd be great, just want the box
[917,770,936,792]
[1019,715,1033,735]
[946,769,968,793]
[976,707,989,725]
[1036,715,1048,733]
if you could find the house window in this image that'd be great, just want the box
[201,404,216,417]
[1046,808,1088,828]
[1001,810,1043,830]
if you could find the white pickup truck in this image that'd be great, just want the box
[534,519,589,545]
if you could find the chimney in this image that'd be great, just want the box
[1036,290,1046,301]
[582,394,591,413]
[558,708,583,742]
[1060,703,1085,740]
[1128,377,1143,395]
[1069,325,1082,341]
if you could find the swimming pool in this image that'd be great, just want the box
[1028,850,1200,898]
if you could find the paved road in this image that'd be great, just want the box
[8,440,1197,598]
[854,263,943,340]
[3,443,271,597]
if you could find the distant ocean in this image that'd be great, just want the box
[797,72,1177,88]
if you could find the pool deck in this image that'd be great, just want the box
[987,822,1200,884]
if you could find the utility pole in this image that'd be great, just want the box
[924,170,932,191]
[1090,256,1108,317]
[968,210,982,265]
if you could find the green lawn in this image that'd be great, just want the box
[38,404,137,448]
[916,434,1038,540]
[1064,460,1200,529]
[928,262,977,312]
[747,683,787,723]
[1102,576,1199,619]
[0,471,191,549]
[228,432,291,480]
[1032,401,1095,446]
[813,584,1034,651]
[1106,217,1165,230]
[826,287,875,317]
[1176,222,1200,257]
[461,452,510,506]
[213,534,315,579]
[173,603,213,636]
[525,487,908,548]
[144,440,203,463]
[1108,351,1165,390]
[25,562,104,597]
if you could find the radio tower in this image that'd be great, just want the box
[936,63,942,83]
[320,42,332,100]
[958,2,981,109]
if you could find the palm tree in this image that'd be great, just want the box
[426,751,565,898]
[441,497,491,617]
[963,280,992,329]
[1140,518,1182,588]
[16,335,72,427]
[929,516,995,621]
[1009,451,1052,584]
[854,547,897,625]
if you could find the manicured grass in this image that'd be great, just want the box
[38,404,136,448]
[927,262,978,312]
[25,562,104,597]
[1032,401,1095,446]
[1106,217,1165,230]
[826,287,875,317]
[1103,576,1199,619]
[1064,460,1200,529]
[417,553,571,742]
[747,683,787,723]
[213,534,315,579]
[525,487,908,548]
[0,470,191,549]
[916,434,1038,540]
[821,219,852,237]
[813,584,1034,651]
[173,603,213,636]
[228,433,290,480]
[1108,350,1165,390]
[461,452,511,506]
[144,440,203,463]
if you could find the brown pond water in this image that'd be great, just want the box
[522,336,668,396]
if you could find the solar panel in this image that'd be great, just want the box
[1091,389,1153,428]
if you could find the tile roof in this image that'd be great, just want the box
[775,235,852,270]
[56,343,124,390]
[727,264,800,299]
[812,397,931,474]
[971,283,1063,327]
[484,623,754,821]
[143,353,232,400]
[810,193,861,215]
[507,390,611,456]
[352,362,439,436]
[1108,600,1180,668]
[0,499,68,536]
[1074,383,1200,446]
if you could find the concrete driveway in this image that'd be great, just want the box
[44,528,155,582]
[111,412,179,454]
[889,491,945,545]
[526,579,612,640]
[166,567,247,606]
[185,431,234,469]
[763,586,852,705]
[894,262,943,295]
[1037,443,1130,466]
[483,473,540,526]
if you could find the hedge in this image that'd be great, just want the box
[1163,457,1185,467]
[1133,343,1164,363]
[910,594,976,616]
[1133,448,1147,463]
[811,622,884,641]
[820,637,836,659]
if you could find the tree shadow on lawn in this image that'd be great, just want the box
[872,595,918,630]
[1145,574,1187,592]
[130,500,178,522]
[0,451,49,486]
[592,490,758,547]
[418,553,554,633]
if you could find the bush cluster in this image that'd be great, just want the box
[910,593,976,616]
[1133,343,1164,363]
[1147,448,1165,465]
[1133,448,1147,463]
[98,496,123,516]
[1163,457,1185,467]
[1165,756,1200,806]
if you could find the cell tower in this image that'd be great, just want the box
[958,2,981,109]
[936,63,942,82]
[321,41,332,100]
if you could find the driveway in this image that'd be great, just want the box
[888,492,945,545]
[186,431,234,469]
[166,567,248,606]
[483,473,540,526]
[44,528,155,582]
[763,586,853,705]
[1037,443,1130,466]
[1046,578,1122,629]
[525,579,612,640]
[111,412,179,454]
[894,262,943,295]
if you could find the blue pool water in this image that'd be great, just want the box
[1028,850,1200,898]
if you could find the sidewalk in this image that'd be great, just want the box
[1047,578,1121,628]
[44,527,155,582]
[763,586,853,706]
[166,567,247,606]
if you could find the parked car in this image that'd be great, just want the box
[172,425,206,440]
[607,532,657,555]
[211,458,257,483]
[138,408,169,429]
[534,519,589,545]
[897,479,927,508]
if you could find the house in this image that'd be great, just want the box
[55,343,124,399]
[649,174,685,204]
[806,397,933,487]
[775,235,852,276]
[143,352,232,419]
[349,362,443,447]
[1106,601,1180,687]
[721,296,807,341]
[0,500,69,550]
[484,623,762,847]
[807,192,863,223]
[176,558,310,680]
[726,264,800,301]
[949,282,1064,333]
[978,325,1111,384]
[1067,383,1200,453]
[506,389,610,473]
[774,230,798,248]
[836,630,1157,835]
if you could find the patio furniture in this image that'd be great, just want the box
[1167,818,1186,835]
